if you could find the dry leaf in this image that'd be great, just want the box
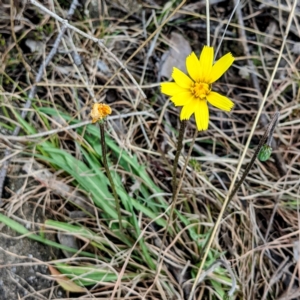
[57,232,79,259]
[25,39,44,53]
[238,66,250,79]
[160,32,192,79]
[49,265,85,293]
[292,43,300,54]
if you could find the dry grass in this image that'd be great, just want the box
[1,0,300,299]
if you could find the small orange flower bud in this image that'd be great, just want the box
[91,103,112,123]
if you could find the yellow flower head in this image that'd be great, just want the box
[91,103,112,123]
[161,46,234,131]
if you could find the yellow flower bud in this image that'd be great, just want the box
[91,103,112,123]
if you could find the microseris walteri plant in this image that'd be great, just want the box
[161,46,234,131]
[91,103,123,230]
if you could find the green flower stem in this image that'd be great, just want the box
[161,120,188,240]
[172,120,187,200]
[225,111,280,210]
[99,122,123,231]
[156,122,197,281]
[266,112,279,146]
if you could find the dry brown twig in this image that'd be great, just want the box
[0,111,154,143]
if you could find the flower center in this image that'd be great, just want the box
[191,82,211,99]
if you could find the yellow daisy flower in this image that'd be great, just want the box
[91,103,112,123]
[161,46,234,131]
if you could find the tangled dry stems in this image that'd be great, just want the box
[1,0,300,299]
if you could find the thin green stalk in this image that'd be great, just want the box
[172,120,187,199]
[224,111,280,210]
[153,123,198,296]
[266,113,279,146]
[99,122,123,231]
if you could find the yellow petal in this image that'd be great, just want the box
[199,46,214,82]
[172,68,193,89]
[180,98,198,120]
[161,82,187,96]
[186,52,201,82]
[208,52,234,83]
[170,91,193,106]
[206,91,234,111]
[195,100,209,131]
